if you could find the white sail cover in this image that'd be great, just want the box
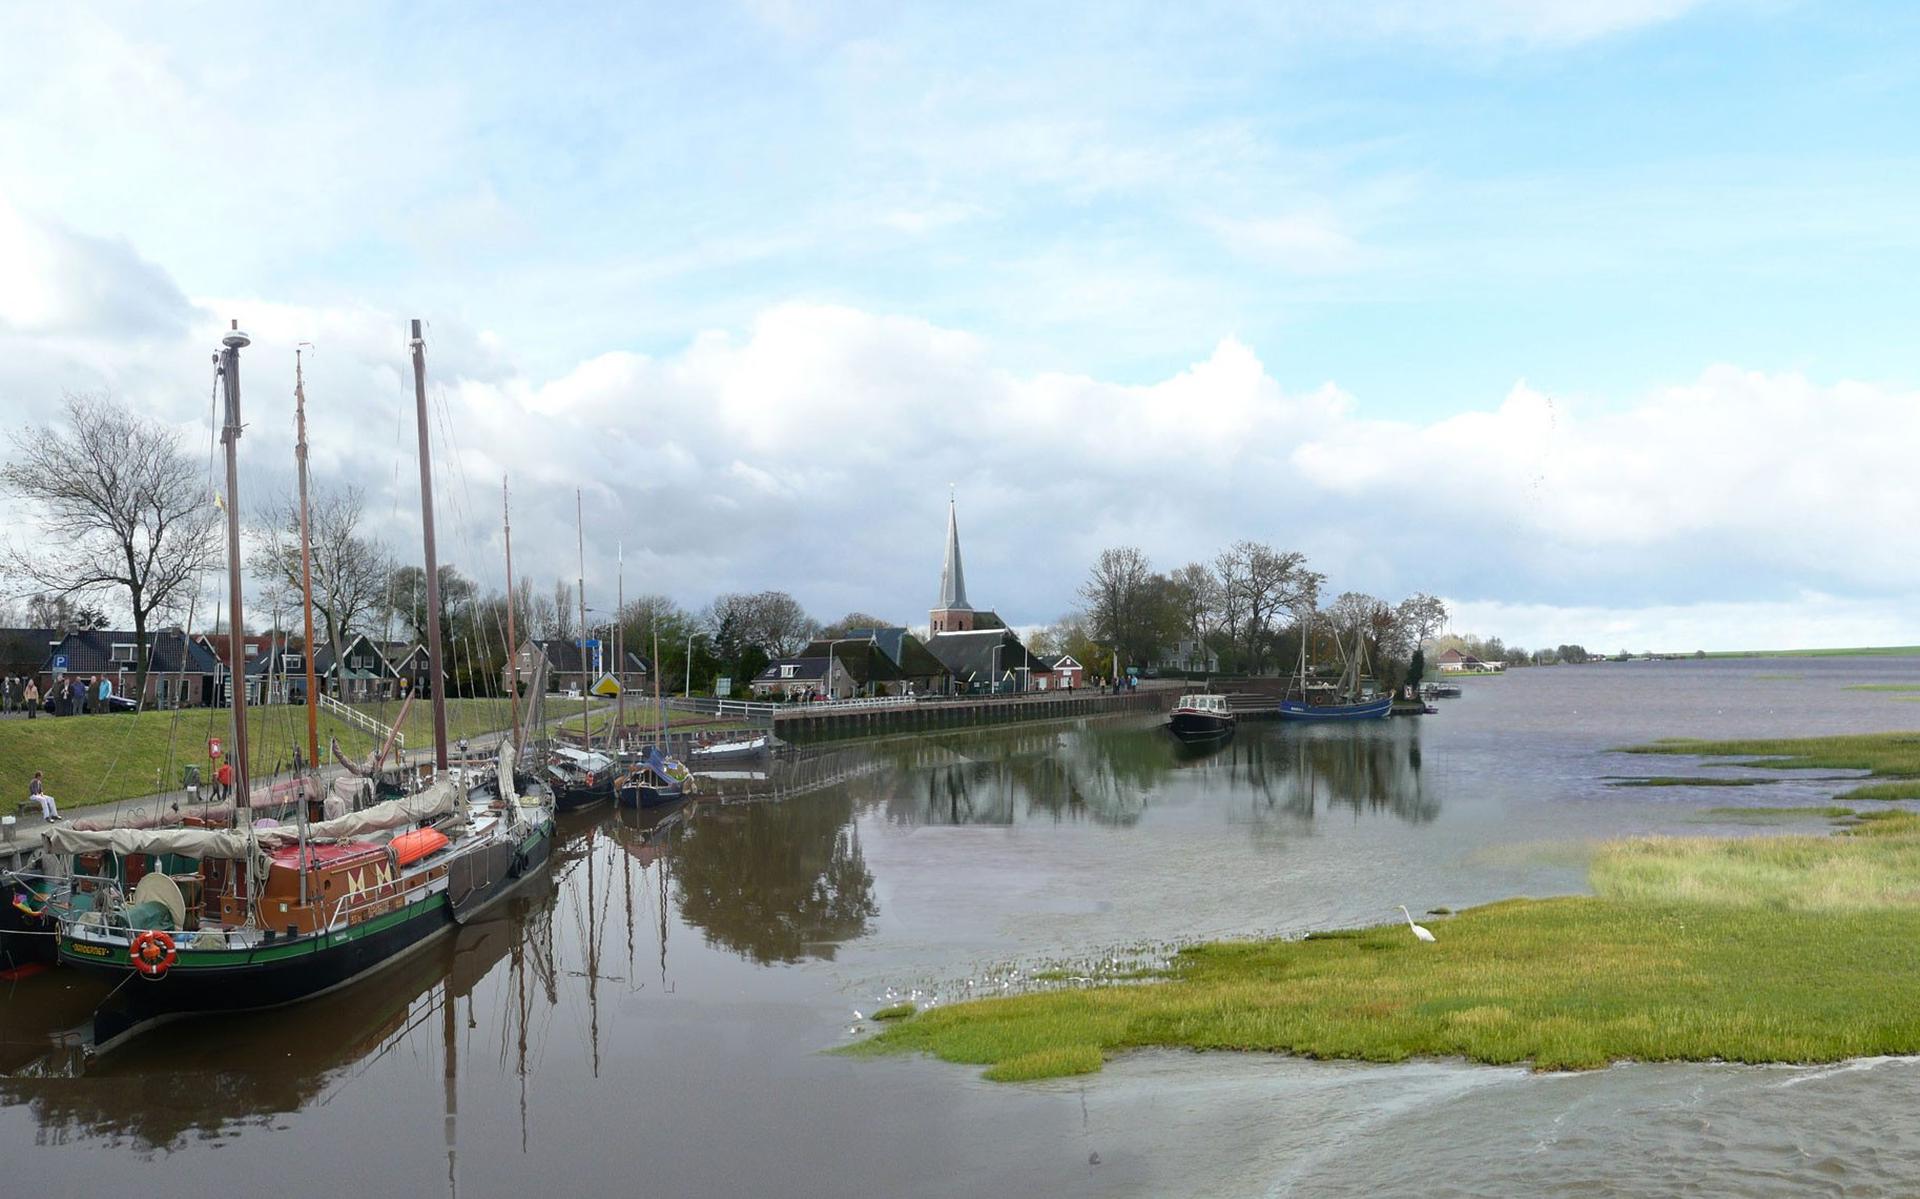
[43,781,459,860]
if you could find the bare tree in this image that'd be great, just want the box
[1214,540,1317,672]
[552,580,575,641]
[250,484,391,698]
[1078,546,1155,667]
[704,590,819,658]
[1,393,219,702]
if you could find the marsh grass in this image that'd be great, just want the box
[1606,776,1778,788]
[1627,732,1920,801]
[871,1003,916,1021]
[1694,805,1857,824]
[853,811,1920,1081]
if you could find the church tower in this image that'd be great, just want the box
[929,495,976,634]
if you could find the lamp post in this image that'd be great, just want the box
[822,637,866,702]
[684,630,701,697]
[990,642,1001,697]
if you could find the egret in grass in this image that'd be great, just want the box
[1398,906,1436,943]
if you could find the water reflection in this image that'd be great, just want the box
[0,717,1445,1165]
[666,792,879,965]
[873,719,1441,830]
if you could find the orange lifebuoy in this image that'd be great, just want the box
[130,929,177,978]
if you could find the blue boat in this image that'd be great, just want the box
[1277,695,1392,721]
[1279,609,1393,722]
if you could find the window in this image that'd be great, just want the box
[780,665,798,679]
[111,643,137,663]
[282,654,303,671]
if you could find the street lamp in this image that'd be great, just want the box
[990,642,1001,697]
[684,630,702,697]
[822,637,867,702]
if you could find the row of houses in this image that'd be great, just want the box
[752,627,1086,701]
[0,626,668,710]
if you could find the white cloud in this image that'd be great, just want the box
[0,194,1912,653]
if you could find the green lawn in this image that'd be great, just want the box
[853,811,1920,1080]
[0,698,526,811]
[1625,731,1920,800]
[1701,646,1920,659]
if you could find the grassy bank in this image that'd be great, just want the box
[1626,731,1920,800]
[854,812,1920,1080]
[1701,645,1920,659]
[0,698,529,811]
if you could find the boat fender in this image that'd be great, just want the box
[131,929,177,979]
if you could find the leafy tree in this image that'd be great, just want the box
[386,564,477,644]
[1,393,219,703]
[820,611,892,638]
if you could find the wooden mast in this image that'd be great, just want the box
[503,477,520,754]
[410,319,450,772]
[218,320,254,810]
[575,489,591,753]
[294,346,321,768]
[615,542,624,748]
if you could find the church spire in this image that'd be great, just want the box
[937,490,971,613]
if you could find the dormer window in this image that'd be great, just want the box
[282,654,303,671]
[111,643,137,663]
[780,665,798,679]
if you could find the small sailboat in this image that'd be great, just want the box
[615,746,691,810]
[687,732,774,761]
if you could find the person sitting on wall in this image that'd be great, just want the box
[27,771,60,821]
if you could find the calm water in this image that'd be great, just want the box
[7,657,1920,1196]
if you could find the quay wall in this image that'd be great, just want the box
[773,689,1170,744]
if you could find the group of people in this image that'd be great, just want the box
[0,674,115,718]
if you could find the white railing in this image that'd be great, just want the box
[783,695,916,714]
[666,696,779,722]
[319,693,406,751]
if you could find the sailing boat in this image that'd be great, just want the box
[1277,610,1392,721]
[31,320,554,1052]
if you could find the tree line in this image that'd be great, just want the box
[1055,540,1451,686]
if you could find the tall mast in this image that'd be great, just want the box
[503,477,520,754]
[615,542,625,747]
[575,490,591,752]
[294,346,321,768]
[218,320,254,811]
[410,319,450,772]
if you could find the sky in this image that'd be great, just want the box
[2,0,1918,652]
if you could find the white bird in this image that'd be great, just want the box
[1398,906,1436,943]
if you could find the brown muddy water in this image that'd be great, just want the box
[7,657,1920,1196]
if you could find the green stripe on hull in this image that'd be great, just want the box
[60,893,450,971]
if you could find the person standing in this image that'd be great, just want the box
[27,771,60,822]
[215,757,234,804]
[23,678,39,718]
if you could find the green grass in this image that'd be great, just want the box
[1696,805,1857,824]
[1701,646,1920,659]
[0,698,527,811]
[853,812,1920,1081]
[871,1003,916,1021]
[1606,775,1778,788]
[1845,684,1920,693]
[1626,731,1920,801]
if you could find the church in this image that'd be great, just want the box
[923,496,1049,692]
